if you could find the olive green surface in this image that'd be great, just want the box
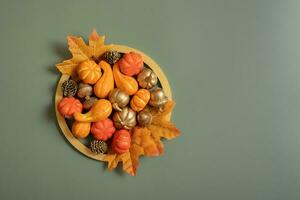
[1,0,300,199]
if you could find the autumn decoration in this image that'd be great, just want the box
[55,30,180,176]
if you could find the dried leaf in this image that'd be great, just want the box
[146,100,181,140]
[132,127,161,156]
[67,36,90,63]
[89,29,113,58]
[56,59,77,76]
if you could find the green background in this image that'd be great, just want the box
[1,0,300,199]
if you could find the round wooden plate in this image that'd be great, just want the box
[55,45,172,161]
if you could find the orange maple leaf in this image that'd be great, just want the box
[56,29,112,77]
[103,101,180,176]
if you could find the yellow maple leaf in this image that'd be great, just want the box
[89,29,109,58]
[56,59,77,75]
[56,29,112,76]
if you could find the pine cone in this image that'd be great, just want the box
[62,79,78,97]
[104,51,121,65]
[90,140,108,154]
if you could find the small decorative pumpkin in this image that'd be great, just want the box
[113,63,138,95]
[83,97,98,110]
[113,107,136,129]
[91,119,116,141]
[109,88,130,111]
[130,89,150,112]
[74,99,112,123]
[149,88,168,108]
[58,97,82,117]
[112,129,131,153]
[137,68,158,89]
[90,140,108,154]
[94,61,114,98]
[77,83,93,98]
[77,60,101,84]
[72,121,91,138]
[137,110,152,126]
[118,52,143,76]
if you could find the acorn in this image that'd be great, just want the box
[137,110,152,126]
[83,97,98,110]
[149,88,168,107]
[62,79,78,97]
[104,51,121,65]
[77,83,93,98]
[90,140,108,154]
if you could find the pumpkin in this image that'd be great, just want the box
[130,89,150,112]
[91,119,116,141]
[58,97,82,117]
[72,121,91,138]
[137,68,158,89]
[94,61,114,98]
[113,107,136,129]
[112,129,131,153]
[113,63,138,95]
[74,99,112,122]
[77,60,101,84]
[108,88,130,111]
[118,52,143,76]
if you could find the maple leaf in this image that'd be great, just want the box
[56,59,77,75]
[56,29,112,76]
[146,100,181,140]
[103,127,161,176]
[103,150,141,176]
[67,36,90,63]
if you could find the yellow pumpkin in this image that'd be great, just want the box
[72,121,91,138]
[130,89,150,112]
[74,99,112,122]
[113,63,138,95]
[77,60,101,84]
[94,61,114,98]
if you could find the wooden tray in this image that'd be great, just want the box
[55,45,172,161]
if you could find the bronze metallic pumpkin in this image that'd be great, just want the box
[109,88,130,111]
[137,68,158,89]
[113,107,136,129]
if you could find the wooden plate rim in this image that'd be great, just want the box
[55,45,172,161]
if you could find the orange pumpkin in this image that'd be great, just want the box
[112,129,131,153]
[58,97,82,117]
[118,52,143,76]
[72,121,91,138]
[130,89,150,112]
[91,119,116,141]
[77,60,101,84]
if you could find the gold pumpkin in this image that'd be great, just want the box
[130,89,150,112]
[77,60,101,84]
[113,107,136,129]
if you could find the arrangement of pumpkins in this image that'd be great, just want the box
[57,51,168,154]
